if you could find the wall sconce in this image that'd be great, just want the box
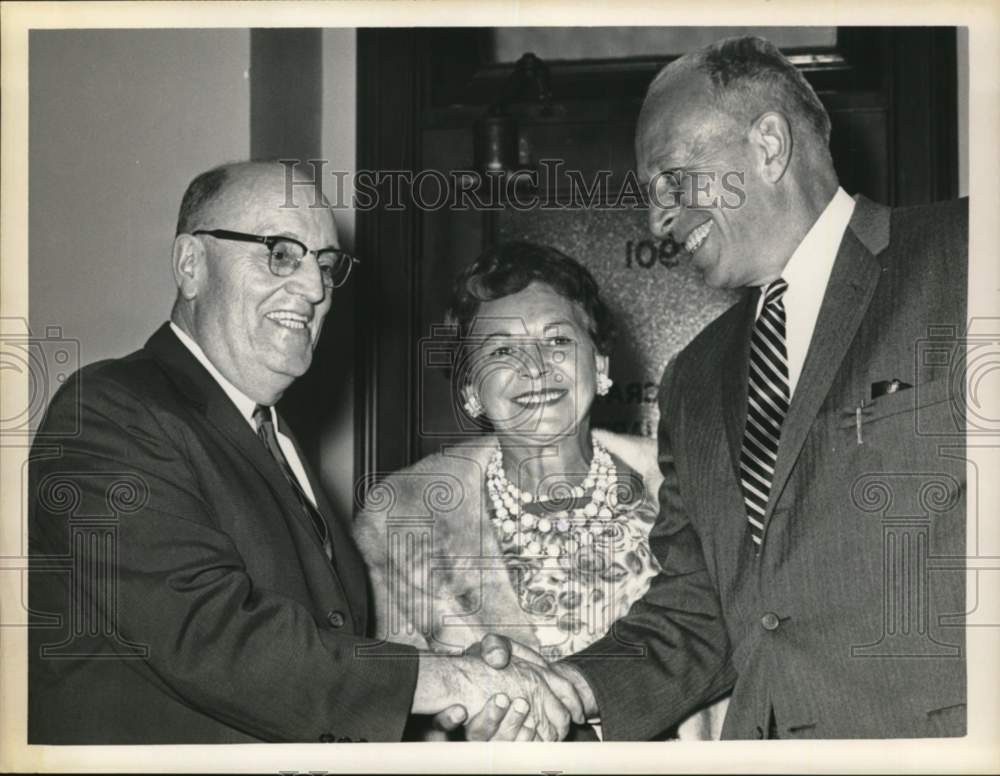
[473,52,552,176]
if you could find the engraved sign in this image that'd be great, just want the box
[498,207,739,437]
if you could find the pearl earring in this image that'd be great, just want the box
[461,388,485,418]
[596,372,613,396]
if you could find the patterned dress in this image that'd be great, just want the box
[494,489,662,660]
[354,431,729,739]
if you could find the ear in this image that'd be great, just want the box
[595,353,609,378]
[172,234,207,300]
[750,111,792,184]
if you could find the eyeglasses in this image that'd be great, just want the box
[192,228,360,289]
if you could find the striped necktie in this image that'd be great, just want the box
[739,278,789,550]
[253,405,333,561]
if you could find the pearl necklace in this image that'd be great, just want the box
[486,441,619,558]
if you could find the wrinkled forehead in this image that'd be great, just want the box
[207,165,337,238]
[635,71,723,171]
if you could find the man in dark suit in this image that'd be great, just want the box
[28,160,584,743]
[475,35,967,740]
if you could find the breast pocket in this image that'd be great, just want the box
[838,376,958,437]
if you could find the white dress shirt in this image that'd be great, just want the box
[755,187,856,397]
[169,322,318,507]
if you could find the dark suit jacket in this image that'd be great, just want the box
[567,196,968,739]
[28,324,418,743]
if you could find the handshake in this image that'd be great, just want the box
[411,635,598,741]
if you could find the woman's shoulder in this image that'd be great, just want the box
[386,436,498,480]
[592,429,660,480]
[361,435,498,514]
[592,429,656,458]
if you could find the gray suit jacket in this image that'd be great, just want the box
[566,196,967,739]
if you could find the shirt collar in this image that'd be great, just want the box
[169,322,271,427]
[778,186,856,298]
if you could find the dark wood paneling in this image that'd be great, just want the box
[888,27,958,205]
[830,109,890,205]
[355,30,424,487]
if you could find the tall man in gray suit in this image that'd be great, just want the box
[466,35,967,740]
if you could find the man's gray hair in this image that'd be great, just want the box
[175,163,232,236]
[663,35,832,149]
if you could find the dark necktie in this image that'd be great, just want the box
[253,405,332,561]
[739,279,790,550]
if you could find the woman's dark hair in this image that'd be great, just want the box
[446,241,616,355]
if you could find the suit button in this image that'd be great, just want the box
[327,610,346,628]
[754,726,764,739]
[761,612,780,631]
[319,733,335,742]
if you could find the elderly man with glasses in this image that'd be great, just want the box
[28,160,584,744]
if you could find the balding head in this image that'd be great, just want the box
[175,161,328,237]
[645,36,832,154]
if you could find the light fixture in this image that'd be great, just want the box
[473,53,552,176]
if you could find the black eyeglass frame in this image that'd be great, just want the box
[192,228,360,289]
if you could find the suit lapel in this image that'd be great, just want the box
[145,325,352,601]
[203,394,294,503]
[276,414,364,623]
[763,198,889,525]
[144,326,290,501]
[721,291,760,481]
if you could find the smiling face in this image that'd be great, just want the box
[636,71,781,290]
[178,165,336,403]
[462,282,607,443]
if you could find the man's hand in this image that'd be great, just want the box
[433,635,535,739]
[430,635,588,741]
[550,661,599,720]
[434,693,538,741]
[464,633,547,667]
[468,635,599,721]
[412,636,585,741]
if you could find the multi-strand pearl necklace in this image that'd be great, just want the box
[486,441,619,558]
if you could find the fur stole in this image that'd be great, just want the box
[353,430,662,654]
